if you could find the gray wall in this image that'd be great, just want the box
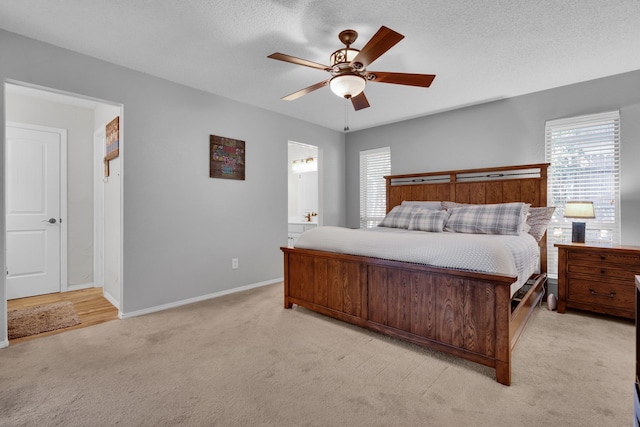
[345,70,640,245]
[1,30,345,341]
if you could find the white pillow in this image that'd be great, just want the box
[401,201,443,211]
[527,206,556,242]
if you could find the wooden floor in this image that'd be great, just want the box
[7,287,119,344]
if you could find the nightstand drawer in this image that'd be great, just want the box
[567,278,634,308]
[568,251,640,266]
[568,264,638,281]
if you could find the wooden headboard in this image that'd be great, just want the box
[384,163,550,272]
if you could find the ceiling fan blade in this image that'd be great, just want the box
[366,71,436,87]
[350,26,404,69]
[350,92,370,111]
[281,79,330,101]
[268,53,329,71]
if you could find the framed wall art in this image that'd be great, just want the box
[210,135,245,180]
[105,116,119,161]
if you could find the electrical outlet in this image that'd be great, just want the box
[232,258,239,269]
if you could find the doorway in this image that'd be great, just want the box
[4,82,123,316]
[288,141,320,247]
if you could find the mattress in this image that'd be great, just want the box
[294,226,540,296]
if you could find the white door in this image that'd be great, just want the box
[6,124,63,299]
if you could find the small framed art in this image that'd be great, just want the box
[105,116,119,161]
[210,135,245,180]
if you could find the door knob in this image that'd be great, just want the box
[42,218,57,224]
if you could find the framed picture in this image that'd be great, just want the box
[105,116,119,161]
[210,135,245,180]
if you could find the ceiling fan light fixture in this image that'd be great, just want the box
[330,48,360,66]
[330,74,366,99]
[268,26,436,112]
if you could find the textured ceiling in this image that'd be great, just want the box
[1,0,639,132]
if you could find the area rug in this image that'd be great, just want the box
[8,301,81,340]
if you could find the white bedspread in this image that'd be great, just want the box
[294,226,540,296]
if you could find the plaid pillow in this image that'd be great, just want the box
[408,209,450,232]
[441,201,464,210]
[527,206,556,242]
[444,203,530,235]
[378,205,416,229]
[401,201,443,211]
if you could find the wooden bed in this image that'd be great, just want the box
[281,163,549,385]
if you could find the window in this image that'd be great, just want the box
[360,147,391,229]
[545,111,620,277]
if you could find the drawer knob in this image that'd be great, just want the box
[600,269,606,274]
[600,255,606,260]
[589,288,615,299]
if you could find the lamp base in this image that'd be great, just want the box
[571,221,586,243]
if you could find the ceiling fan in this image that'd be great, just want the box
[268,26,436,111]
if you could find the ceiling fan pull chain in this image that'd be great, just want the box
[344,99,350,131]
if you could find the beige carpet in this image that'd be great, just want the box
[0,283,633,426]
[7,300,80,340]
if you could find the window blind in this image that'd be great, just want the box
[360,147,391,229]
[545,111,621,278]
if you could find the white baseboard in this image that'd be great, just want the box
[120,278,283,320]
[102,290,122,318]
[67,282,96,292]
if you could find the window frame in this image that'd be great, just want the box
[359,147,391,229]
[545,110,621,278]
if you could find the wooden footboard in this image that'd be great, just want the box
[282,247,545,386]
[283,163,549,385]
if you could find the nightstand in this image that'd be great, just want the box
[555,242,640,319]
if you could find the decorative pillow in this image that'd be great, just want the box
[442,201,532,233]
[527,206,556,242]
[378,205,417,229]
[401,201,443,211]
[408,209,450,232]
[441,201,464,210]
[444,202,530,235]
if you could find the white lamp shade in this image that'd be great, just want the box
[330,74,366,98]
[564,201,595,219]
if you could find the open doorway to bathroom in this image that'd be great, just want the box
[287,141,319,247]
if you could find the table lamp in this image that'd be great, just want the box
[564,201,595,243]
